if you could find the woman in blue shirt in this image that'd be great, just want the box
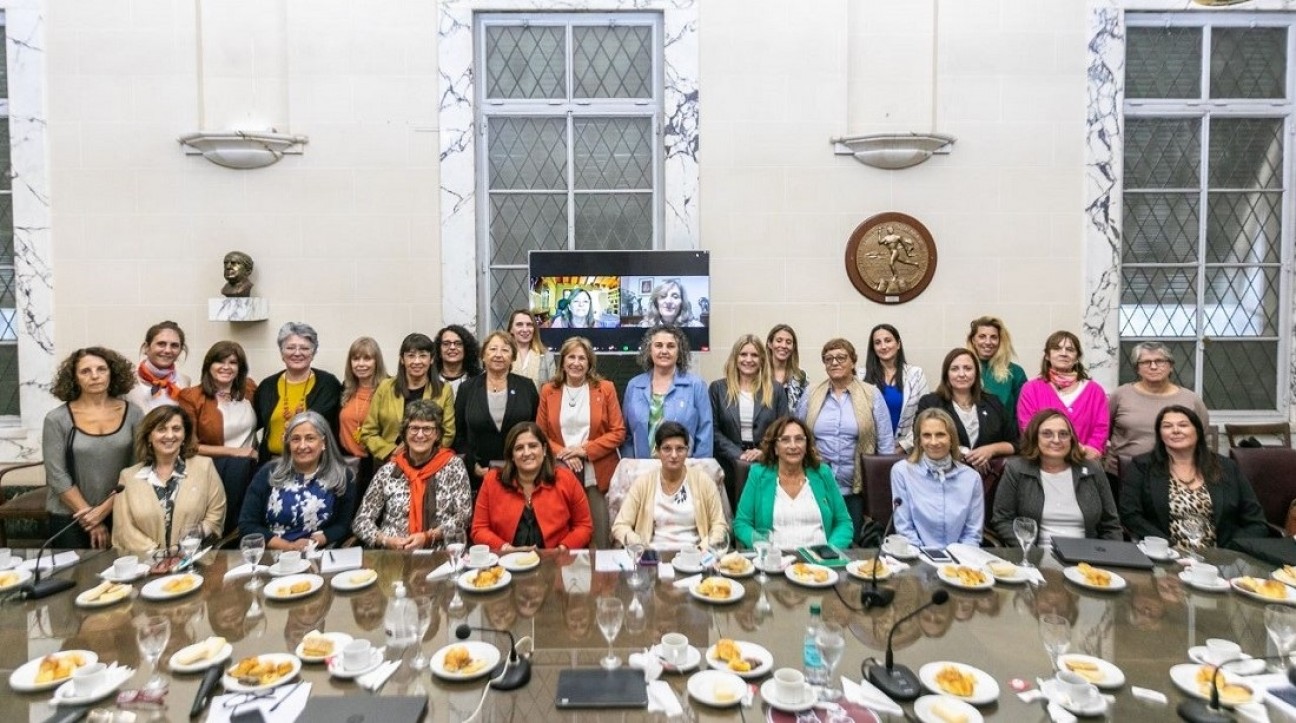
[621,325,713,459]
[890,408,983,548]
[860,324,927,453]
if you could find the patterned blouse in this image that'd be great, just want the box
[351,456,472,548]
[782,373,808,413]
[1169,482,1216,550]
[266,474,339,541]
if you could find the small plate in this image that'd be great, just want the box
[918,662,1000,705]
[268,559,312,577]
[51,665,133,706]
[8,651,98,692]
[846,559,893,581]
[986,562,1030,584]
[0,554,23,570]
[1041,678,1108,716]
[1178,570,1230,593]
[882,545,919,561]
[429,640,501,681]
[295,632,354,663]
[1188,646,1267,676]
[1169,663,1262,708]
[689,577,745,604]
[0,566,33,593]
[330,569,378,592]
[98,563,149,583]
[457,567,512,593]
[326,648,384,679]
[466,553,500,570]
[74,583,134,608]
[499,551,540,572]
[705,640,773,679]
[168,639,234,673]
[650,643,703,673]
[1063,565,1127,592]
[1230,576,1296,605]
[914,695,984,723]
[671,558,706,575]
[759,678,815,712]
[1138,544,1180,562]
[1272,566,1296,588]
[717,557,756,578]
[222,653,301,693]
[264,573,325,601]
[687,669,746,707]
[1057,654,1126,690]
[937,565,995,591]
[785,563,839,588]
[140,573,203,600]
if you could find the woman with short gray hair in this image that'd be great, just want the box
[253,321,343,461]
[1106,341,1208,475]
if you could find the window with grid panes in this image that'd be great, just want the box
[476,13,661,331]
[1120,16,1293,414]
[0,16,16,417]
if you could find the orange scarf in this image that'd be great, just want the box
[137,361,181,400]
[394,447,455,535]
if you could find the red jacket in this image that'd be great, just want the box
[536,379,626,493]
[471,466,593,551]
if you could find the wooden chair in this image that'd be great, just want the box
[1225,422,1291,449]
[1230,446,1296,536]
[859,453,906,533]
[0,462,46,547]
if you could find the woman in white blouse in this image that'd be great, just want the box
[536,336,627,548]
[611,421,728,549]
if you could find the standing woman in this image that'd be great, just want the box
[507,310,554,388]
[860,324,928,453]
[1106,342,1208,475]
[126,321,191,412]
[253,322,343,462]
[536,336,626,548]
[966,316,1029,428]
[177,341,258,535]
[454,331,540,488]
[360,333,455,462]
[433,325,482,400]
[710,335,788,502]
[767,324,808,412]
[621,325,713,459]
[1016,331,1110,460]
[337,337,390,498]
[915,348,1017,474]
[43,347,144,548]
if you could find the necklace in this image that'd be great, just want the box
[488,376,508,393]
[564,384,583,408]
[278,372,313,423]
[778,472,806,494]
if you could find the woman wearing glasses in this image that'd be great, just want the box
[252,322,343,463]
[1106,342,1208,475]
[1015,331,1109,461]
[432,325,482,399]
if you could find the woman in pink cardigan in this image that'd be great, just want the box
[1016,330,1109,460]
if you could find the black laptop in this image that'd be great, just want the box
[555,669,649,709]
[298,695,427,722]
[1052,537,1154,569]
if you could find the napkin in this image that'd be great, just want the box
[596,549,633,572]
[358,660,400,692]
[425,561,456,581]
[1047,702,1079,723]
[20,550,78,572]
[222,563,270,581]
[879,555,911,572]
[646,680,683,716]
[673,574,702,589]
[562,553,592,594]
[841,676,902,717]
[628,650,664,680]
[657,562,675,580]
[319,547,363,574]
[208,683,310,723]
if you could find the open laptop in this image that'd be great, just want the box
[1052,537,1154,570]
[299,695,427,722]
[555,668,649,709]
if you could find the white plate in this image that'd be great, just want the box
[264,573,325,601]
[672,558,705,575]
[1063,565,1127,592]
[918,662,1000,706]
[74,583,134,608]
[759,678,815,712]
[986,563,1030,584]
[650,643,703,673]
[222,653,302,693]
[326,648,385,679]
[705,641,773,679]
[51,665,133,706]
[268,559,312,577]
[0,566,33,593]
[717,557,756,578]
[98,563,149,583]
[1230,576,1296,605]
[1138,543,1180,562]
[466,553,500,569]
[689,577,745,604]
[499,551,540,572]
[914,694,984,723]
[140,573,203,600]
[330,569,378,591]
[1272,566,1296,588]
[882,545,919,561]
[1178,570,1230,593]
[1041,678,1108,716]
[1188,646,1268,676]
[0,554,22,570]
[687,669,746,707]
[429,640,501,681]
[784,563,839,588]
[457,567,512,593]
[846,559,893,581]
[937,565,996,591]
[295,632,354,663]
[1169,663,1263,708]
[8,651,98,692]
[1057,654,1126,689]
[168,640,234,673]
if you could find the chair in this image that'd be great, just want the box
[605,458,728,533]
[1225,422,1291,449]
[859,454,906,532]
[0,462,46,547]
[732,459,752,510]
[1230,446,1296,536]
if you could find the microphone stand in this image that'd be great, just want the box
[1179,653,1296,723]
[862,499,902,609]
[864,590,950,701]
[456,623,531,691]
[21,485,124,600]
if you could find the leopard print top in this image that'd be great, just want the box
[351,456,472,548]
[1168,481,1215,550]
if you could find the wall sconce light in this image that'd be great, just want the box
[178,130,309,170]
[831,133,956,170]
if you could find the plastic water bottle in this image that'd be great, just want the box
[385,582,418,650]
[803,603,825,684]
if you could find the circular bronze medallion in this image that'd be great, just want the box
[844,212,937,304]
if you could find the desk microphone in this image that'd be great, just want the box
[21,485,125,600]
[864,589,949,701]
[1179,654,1296,723]
[861,499,902,609]
[455,623,531,691]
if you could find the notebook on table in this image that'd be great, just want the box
[1052,537,1154,570]
[555,668,648,709]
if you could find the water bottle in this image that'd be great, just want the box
[385,582,418,650]
[803,603,825,684]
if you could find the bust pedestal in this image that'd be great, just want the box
[209,297,269,322]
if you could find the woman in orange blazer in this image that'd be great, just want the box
[536,336,626,549]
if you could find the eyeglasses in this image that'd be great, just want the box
[658,444,689,456]
[403,351,433,361]
[822,354,851,366]
[1040,430,1073,441]
[282,345,314,354]
[1137,358,1172,368]
[406,425,439,438]
[441,340,464,349]
[777,435,807,445]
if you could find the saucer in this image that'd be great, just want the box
[295,632,354,663]
[0,554,22,570]
[98,563,149,583]
[327,648,384,679]
[1188,646,1267,676]
[268,559,311,577]
[687,670,745,707]
[1178,570,1229,592]
[651,643,702,673]
[882,545,918,561]
[672,558,705,575]
[1041,679,1108,716]
[914,695,983,723]
[759,678,815,712]
[1138,544,1179,562]
[52,665,133,706]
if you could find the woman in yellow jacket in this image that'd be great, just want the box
[359,334,456,461]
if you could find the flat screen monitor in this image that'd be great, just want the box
[529,250,710,352]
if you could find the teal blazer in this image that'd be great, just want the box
[733,463,853,549]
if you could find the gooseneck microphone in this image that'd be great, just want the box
[864,589,950,701]
[21,485,125,600]
[1179,654,1296,723]
[455,623,531,691]
[861,499,902,609]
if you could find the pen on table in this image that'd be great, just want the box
[269,680,305,712]
[326,549,335,564]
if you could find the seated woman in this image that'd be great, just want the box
[507,310,554,387]
[352,400,472,550]
[253,322,343,462]
[890,408,984,548]
[126,321,192,412]
[990,409,1120,544]
[113,406,225,556]
[550,288,616,329]
[472,422,593,552]
[767,324,808,411]
[1016,331,1109,460]
[1120,405,1268,551]
[432,324,482,399]
[638,279,704,327]
[454,332,540,487]
[915,348,1017,473]
[239,411,358,551]
[1106,342,1209,475]
[360,333,455,462]
[733,417,853,550]
[610,422,728,550]
[966,316,1028,428]
[860,324,928,452]
[622,325,713,459]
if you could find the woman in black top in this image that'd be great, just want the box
[453,331,540,488]
[915,348,1017,474]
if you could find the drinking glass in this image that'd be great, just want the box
[1266,604,1296,671]
[135,614,171,691]
[444,526,467,614]
[596,597,625,670]
[815,622,847,700]
[240,533,265,591]
[1039,613,1071,670]
[709,534,730,575]
[626,542,646,589]
[411,596,435,671]
[752,529,773,584]
[180,525,203,561]
[1013,517,1038,568]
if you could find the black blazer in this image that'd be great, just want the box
[708,380,788,464]
[453,373,541,478]
[1120,452,1270,549]
[915,393,1018,452]
[253,368,343,462]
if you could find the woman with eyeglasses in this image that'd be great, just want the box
[432,325,482,399]
[1016,330,1109,461]
[611,422,728,550]
[1106,342,1208,475]
[253,322,343,463]
[359,333,456,462]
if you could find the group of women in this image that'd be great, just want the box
[42,314,1269,561]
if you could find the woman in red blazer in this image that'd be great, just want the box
[536,336,626,548]
[473,422,593,552]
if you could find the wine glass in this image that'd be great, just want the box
[709,533,730,575]
[815,621,847,700]
[135,614,171,691]
[752,529,773,584]
[1266,605,1296,671]
[596,597,625,670]
[1013,517,1038,568]
[180,525,203,562]
[1039,613,1071,670]
[626,542,646,589]
[444,526,466,614]
[410,596,435,671]
[240,533,265,591]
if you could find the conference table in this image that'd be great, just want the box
[0,545,1290,721]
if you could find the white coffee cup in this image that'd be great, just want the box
[761,548,783,572]
[661,632,689,665]
[342,639,373,671]
[71,662,107,696]
[1142,536,1169,557]
[0,547,11,568]
[1056,670,1097,705]
[1191,563,1220,586]
[882,535,913,557]
[279,550,302,568]
[674,547,702,569]
[1205,638,1241,666]
[773,667,809,704]
[113,555,138,578]
[469,544,491,567]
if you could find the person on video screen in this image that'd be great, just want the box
[639,279,704,328]
[550,288,616,329]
